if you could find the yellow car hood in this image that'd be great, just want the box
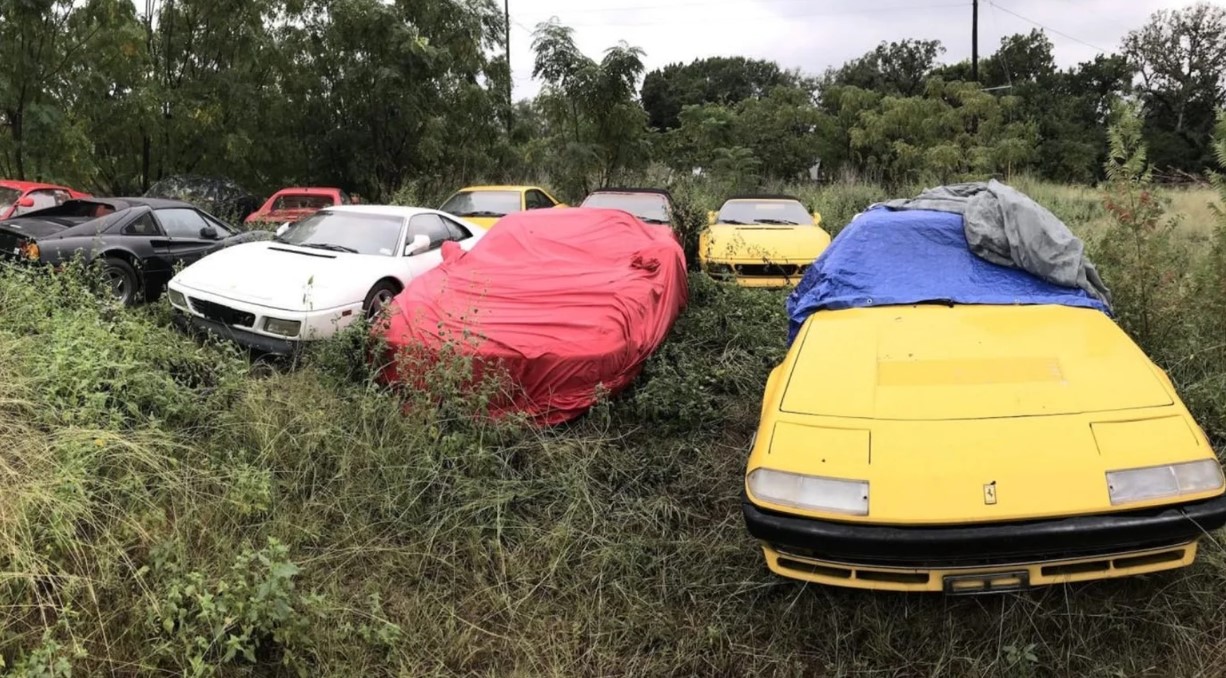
[780,304,1171,420]
[701,224,830,263]
[464,216,501,229]
[749,304,1219,525]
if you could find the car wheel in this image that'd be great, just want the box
[102,258,140,306]
[363,281,400,322]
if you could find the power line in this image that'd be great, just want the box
[519,2,969,28]
[988,0,1109,53]
[517,0,960,15]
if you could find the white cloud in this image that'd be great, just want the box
[506,0,1194,99]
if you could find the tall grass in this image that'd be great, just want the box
[0,174,1225,675]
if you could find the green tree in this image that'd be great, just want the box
[641,56,804,130]
[1123,2,1226,172]
[531,20,649,197]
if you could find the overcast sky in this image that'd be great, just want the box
[505,0,1191,99]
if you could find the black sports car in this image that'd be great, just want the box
[0,197,270,305]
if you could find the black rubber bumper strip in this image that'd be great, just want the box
[177,314,299,356]
[743,493,1226,568]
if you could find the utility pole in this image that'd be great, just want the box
[971,0,979,82]
[505,0,513,134]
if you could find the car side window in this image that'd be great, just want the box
[526,190,553,210]
[200,212,233,237]
[155,208,210,238]
[439,215,472,241]
[405,214,453,254]
[123,212,162,236]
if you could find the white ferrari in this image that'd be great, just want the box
[167,205,486,353]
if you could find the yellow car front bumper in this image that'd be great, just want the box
[702,261,810,289]
[744,494,1226,593]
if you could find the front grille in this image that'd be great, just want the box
[734,263,806,278]
[773,536,1191,569]
[189,297,255,328]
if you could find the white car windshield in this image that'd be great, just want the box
[441,190,521,218]
[275,211,404,256]
[716,200,813,226]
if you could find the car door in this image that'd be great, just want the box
[152,207,228,266]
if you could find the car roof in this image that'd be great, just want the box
[587,187,673,199]
[0,179,73,192]
[457,185,540,192]
[270,187,342,195]
[724,194,803,202]
[323,205,442,218]
[77,197,197,210]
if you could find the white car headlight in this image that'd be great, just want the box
[747,468,869,516]
[1107,460,1224,506]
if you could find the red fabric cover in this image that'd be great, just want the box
[381,207,688,425]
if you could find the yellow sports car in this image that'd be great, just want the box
[699,195,830,288]
[743,208,1226,593]
[439,185,564,229]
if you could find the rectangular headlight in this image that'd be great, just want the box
[1107,460,1224,505]
[167,288,186,309]
[747,468,869,515]
[264,317,301,337]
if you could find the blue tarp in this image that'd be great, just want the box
[785,207,1112,344]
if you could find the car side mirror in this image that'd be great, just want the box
[812,212,823,226]
[275,223,290,236]
[404,234,430,256]
[199,226,218,240]
[707,210,717,225]
[16,196,34,208]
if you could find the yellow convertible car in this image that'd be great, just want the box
[743,207,1226,593]
[699,195,830,288]
[439,185,564,229]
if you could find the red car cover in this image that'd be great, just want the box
[381,207,688,425]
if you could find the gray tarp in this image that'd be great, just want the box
[882,179,1112,307]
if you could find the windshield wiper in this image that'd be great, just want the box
[719,219,750,225]
[301,243,359,254]
[456,210,505,217]
[752,219,800,225]
[641,217,670,224]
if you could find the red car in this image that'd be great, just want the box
[0,180,91,220]
[244,187,354,227]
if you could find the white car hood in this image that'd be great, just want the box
[173,241,391,311]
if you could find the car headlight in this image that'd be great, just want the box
[167,288,186,309]
[19,241,39,261]
[747,468,869,516]
[264,317,302,337]
[1106,460,1224,505]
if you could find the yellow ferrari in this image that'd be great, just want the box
[699,195,830,288]
[743,209,1226,593]
[439,185,565,229]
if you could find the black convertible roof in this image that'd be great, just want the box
[68,197,195,210]
[588,187,673,198]
[724,194,803,202]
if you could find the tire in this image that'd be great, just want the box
[102,258,140,306]
[362,280,400,322]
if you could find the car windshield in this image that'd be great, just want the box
[275,211,404,256]
[716,200,813,225]
[272,193,335,211]
[581,193,670,223]
[0,187,20,214]
[440,190,521,217]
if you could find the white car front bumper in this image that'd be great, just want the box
[168,281,364,353]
